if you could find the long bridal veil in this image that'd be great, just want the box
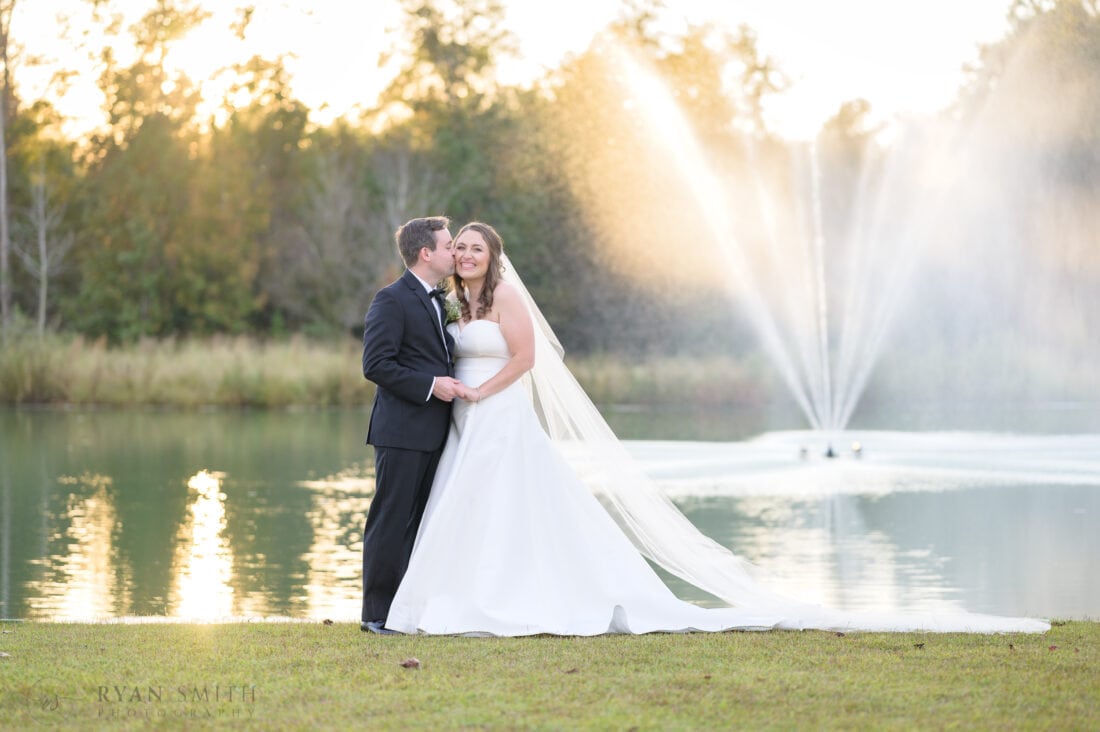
[500,255,1049,633]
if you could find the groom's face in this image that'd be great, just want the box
[428,229,455,279]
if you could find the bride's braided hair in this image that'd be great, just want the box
[453,221,505,321]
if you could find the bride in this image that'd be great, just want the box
[384,222,1049,636]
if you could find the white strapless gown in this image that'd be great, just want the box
[386,320,782,635]
[385,321,1050,636]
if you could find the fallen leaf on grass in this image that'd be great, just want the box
[0,652,10,658]
[835,632,845,637]
[913,643,925,650]
[1048,645,1058,651]
[703,674,712,680]
[1008,644,1015,651]
[400,658,421,669]
[322,619,334,626]
[564,667,578,674]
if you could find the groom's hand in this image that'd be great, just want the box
[431,377,464,402]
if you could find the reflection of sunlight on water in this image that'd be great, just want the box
[170,470,235,620]
[297,463,375,494]
[728,494,960,614]
[298,465,373,620]
[14,421,1096,620]
[38,473,128,619]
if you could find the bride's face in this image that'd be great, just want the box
[454,231,490,280]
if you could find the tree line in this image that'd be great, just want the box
[0,0,1096,364]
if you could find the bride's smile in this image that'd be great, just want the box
[454,231,490,280]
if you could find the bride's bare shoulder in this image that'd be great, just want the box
[492,281,522,305]
[492,282,532,324]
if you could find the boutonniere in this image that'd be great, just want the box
[444,298,462,325]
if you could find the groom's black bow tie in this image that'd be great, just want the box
[428,287,447,304]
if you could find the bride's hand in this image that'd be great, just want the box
[456,383,481,403]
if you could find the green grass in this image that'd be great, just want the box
[1,621,1097,729]
[0,332,767,409]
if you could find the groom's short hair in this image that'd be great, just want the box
[396,216,451,267]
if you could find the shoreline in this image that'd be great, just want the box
[0,332,770,409]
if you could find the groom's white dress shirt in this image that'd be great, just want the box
[410,271,449,401]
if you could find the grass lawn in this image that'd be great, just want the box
[1,620,1097,729]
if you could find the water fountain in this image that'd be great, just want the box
[583,43,1100,617]
[601,42,1099,435]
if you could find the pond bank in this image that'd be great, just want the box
[0,333,770,409]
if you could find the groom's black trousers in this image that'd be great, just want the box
[361,445,441,623]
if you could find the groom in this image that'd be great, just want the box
[360,215,466,634]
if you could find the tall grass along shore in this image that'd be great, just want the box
[0,332,768,409]
[0,621,1096,729]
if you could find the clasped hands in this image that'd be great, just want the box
[432,376,481,403]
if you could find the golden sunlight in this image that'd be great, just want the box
[172,469,235,620]
[44,473,128,620]
[297,464,374,619]
[16,1,1014,141]
[302,489,374,621]
[546,43,750,291]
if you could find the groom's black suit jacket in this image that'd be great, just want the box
[362,269,455,452]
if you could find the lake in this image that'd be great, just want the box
[1,403,1097,622]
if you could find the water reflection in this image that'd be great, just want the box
[296,461,375,618]
[677,493,963,614]
[38,473,129,619]
[673,481,1100,618]
[171,470,235,619]
[1,461,11,618]
[1,408,1098,621]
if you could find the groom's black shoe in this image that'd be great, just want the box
[361,620,398,635]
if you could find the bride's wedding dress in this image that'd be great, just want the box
[385,317,1049,636]
[387,319,780,635]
